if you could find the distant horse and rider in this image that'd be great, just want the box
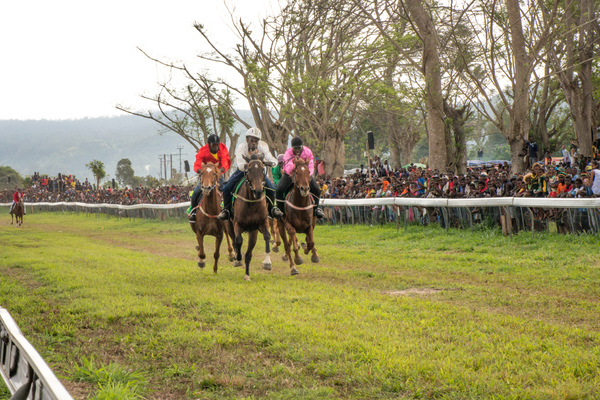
[10,199,24,227]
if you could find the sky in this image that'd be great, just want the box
[0,0,275,121]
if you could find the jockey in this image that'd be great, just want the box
[217,127,280,220]
[188,134,231,223]
[10,188,25,214]
[272,136,325,219]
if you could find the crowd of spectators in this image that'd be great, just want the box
[1,172,191,205]
[318,150,600,200]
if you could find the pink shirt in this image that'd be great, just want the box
[282,146,315,176]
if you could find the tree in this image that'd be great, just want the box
[115,158,135,187]
[86,160,106,189]
[542,0,599,156]
[0,166,23,190]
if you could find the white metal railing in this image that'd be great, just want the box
[0,308,73,400]
[2,197,600,210]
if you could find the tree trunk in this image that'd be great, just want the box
[321,128,346,178]
[509,137,525,175]
[404,0,447,172]
[506,0,532,159]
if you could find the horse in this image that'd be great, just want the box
[226,154,273,281]
[10,199,24,227]
[190,162,235,273]
[278,157,319,275]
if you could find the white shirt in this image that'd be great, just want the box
[234,140,278,170]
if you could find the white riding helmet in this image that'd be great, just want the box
[246,127,262,140]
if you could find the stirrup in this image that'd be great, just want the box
[217,209,230,220]
[271,207,284,219]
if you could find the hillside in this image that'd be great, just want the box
[0,114,252,182]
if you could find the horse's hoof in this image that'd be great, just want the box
[244,275,251,281]
[301,242,307,249]
[234,260,243,268]
[198,261,206,268]
[291,268,299,276]
[229,255,235,262]
[295,257,304,265]
[311,255,320,263]
[282,255,288,261]
[262,262,272,271]
[272,246,279,253]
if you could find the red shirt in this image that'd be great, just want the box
[13,192,22,202]
[193,143,231,173]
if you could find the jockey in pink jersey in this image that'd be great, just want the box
[271,136,324,219]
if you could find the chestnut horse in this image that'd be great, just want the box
[278,157,319,275]
[10,200,24,227]
[226,154,273,281]
[190,162,234,273]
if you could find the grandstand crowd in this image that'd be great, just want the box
[2,148,600,206]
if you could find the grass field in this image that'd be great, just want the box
[0,210,599,399]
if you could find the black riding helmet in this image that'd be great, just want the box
[207,134,220,144]
[291,136,303,149]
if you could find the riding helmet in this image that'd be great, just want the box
[291,136,303,148]
[246,127,262,140]
[207,134,220,144]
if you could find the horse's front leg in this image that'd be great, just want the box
[223,223,235,261]
[196,232,206,269]
[305,226,319,263]
[290,228,303,265]
[233,223,244,268]
[284,222,300,275]
[244,230,259,281]
[258,222,272,271]
[213,233,223,274]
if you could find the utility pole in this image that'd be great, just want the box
[163,154,167,182]
[158,156,163,180]
[177,146,185,175]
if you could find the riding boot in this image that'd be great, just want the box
[315,207,325,219]
[189,189,203,223]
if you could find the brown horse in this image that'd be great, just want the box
[226,154,273,281]
[10,199,24,227]
[190,162,234,273]
[278,157,319,275]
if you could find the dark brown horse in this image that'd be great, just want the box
[190,162,234,273]
[10,199,24,227]
[278,157,319,275]
[226,154,273,281]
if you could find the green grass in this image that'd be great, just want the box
[1,210,599,399]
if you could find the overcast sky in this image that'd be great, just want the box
[0,0,274,121]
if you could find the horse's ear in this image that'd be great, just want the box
[242,154,250,163]
[220,167,225,173]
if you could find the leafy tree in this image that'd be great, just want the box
[0,166,23,190]
[115,158,135,187]
[86,160,106,189]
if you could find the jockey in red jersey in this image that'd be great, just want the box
[188,134,231,223]
[10,188,25,214]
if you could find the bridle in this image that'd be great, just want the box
[235,159,266,203]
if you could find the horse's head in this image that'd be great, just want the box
[292,157,311,197]
[199,162,221,196]
[244,154,266,198]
